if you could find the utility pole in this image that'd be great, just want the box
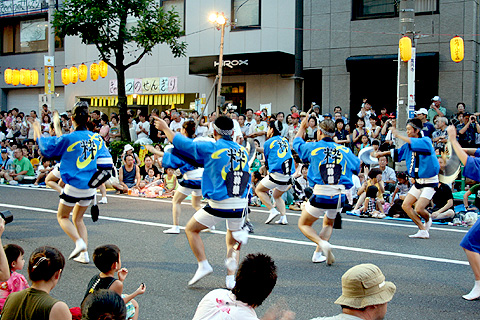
[397,0,415,131]
[47,0,56,110]
[216,21,225,116]
[294,0,303,110]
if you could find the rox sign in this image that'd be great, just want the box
[214,59,249,68]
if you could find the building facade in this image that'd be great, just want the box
[1,0,296,116]
[304,0,480,118]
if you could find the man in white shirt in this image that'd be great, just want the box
[169,111,185,132]
[246,111,267,148]
[26,110,41,140]
[192,253,293,320]
[244,108,255,129]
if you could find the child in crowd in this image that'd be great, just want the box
[361,185,386,218]
[360,134,370,150]
[290,164,309,211]
[84,245,146,320]
[163,168,177,197]
[249,171,264,206]
[138,168,160,190]
[0,244,29,309]
[388,172,411,218]
[33,158,53,186]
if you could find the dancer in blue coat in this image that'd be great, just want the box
[294,117,360,265]
[33,102,113,264]
[448,124,480,300]
[154,116,250,289]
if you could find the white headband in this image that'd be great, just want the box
[213,123,233,136]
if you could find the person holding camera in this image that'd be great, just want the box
[456,112,480,148]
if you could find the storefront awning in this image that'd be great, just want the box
[189,51,295,76]
[346,52,439,72]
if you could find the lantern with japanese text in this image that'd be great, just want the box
[78,63,88,82]
[4,68,12,84]
[12,69,20,86]
[90,63,99,81]
[70,66,78,84]
[399,36,412,62]
[99,60,108,78]
[61,68,71,85]
[450,36,464,63]
[30,69,39,86]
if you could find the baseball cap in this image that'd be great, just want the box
[1,148,7,153]
[254,111,263,116]
[334,263,396,309]
[414,108,428,115]
[323,113,332,118]
[432,96,441,102]
[291,112,299,118]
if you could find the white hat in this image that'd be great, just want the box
[432,96,441,102]
[414,108,428,115]
[124,144,134,152]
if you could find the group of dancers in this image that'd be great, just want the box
[31,101,480,300]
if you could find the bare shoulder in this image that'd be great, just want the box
[49,301,72,320]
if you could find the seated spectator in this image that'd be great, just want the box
[333,119,350,146]
[81,289,126,320]
[121,144,140,166]
[429,181,455,221]
[352,168,385,214]
[0,148,13,178]
[456,112,480,147]
[0,244,29,309]
[352,118,367,155]
[3,148,35,184]
[33,158,53,186]
[304,116,318,141]
[290,164,309,211]
[192,253,293,320]
[1,246,71,319]
[113,155,140,194]
[368,117,381,140]
[163,167,177,197]
[360,185,385,219]
[377,155,396,193]
[432,117,448,151]
[359,134,370,150]
[388,172,411,218]
[249,171,264,206]
[310,264,395,320]
[139,156,160,180]
[83,245,145,320]
[463,183,480,211]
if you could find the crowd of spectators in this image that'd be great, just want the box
[1,96,479,220]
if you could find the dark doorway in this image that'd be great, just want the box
[347,53,439,120]
[221,83,246,113]
[303,69,322,113]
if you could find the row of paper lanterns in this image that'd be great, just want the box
[4,68,39,86]
[62,61,108,85]
[399,36,464,63]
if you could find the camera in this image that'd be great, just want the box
[471,116,476,122]
[0,211,13,224]
[222,103,237,113]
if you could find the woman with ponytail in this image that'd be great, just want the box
[32,102,113,264]
[1,246,71,319]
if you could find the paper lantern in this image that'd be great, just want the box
[90,63,99,81]
[22,69,31,86]
[99,60,108,78]
[4,68,12,84]
[19,69,29,85]
[70,66,78,84]
[12,69,20,86]
[450,36,464,63]
[399,36,412,62]
[78,63,88,82]
[61,68,71,85]
[30,69,39,86]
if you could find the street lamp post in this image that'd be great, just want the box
[209,12,228,116]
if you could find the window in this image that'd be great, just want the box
[161,0,185,32]
[231,0,261,30]
[352,0,438,20]
[1,17,63,54]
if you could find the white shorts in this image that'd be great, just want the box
[408,185,436,200]
[193,208,244,231]
[60,199,92,207]
[305,201,338,220]
[59,184,94,207]
[260,175,291,192]
[51,166,61,179]
[177,185,202,197]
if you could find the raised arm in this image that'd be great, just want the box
[447,125,468,165]
[154,117,176,143]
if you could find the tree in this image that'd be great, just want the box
[53,0,186,140]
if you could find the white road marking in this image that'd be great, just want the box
[0,202,469,266]
[0,185,468,233]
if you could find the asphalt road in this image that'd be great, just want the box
[0,185,478,319]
